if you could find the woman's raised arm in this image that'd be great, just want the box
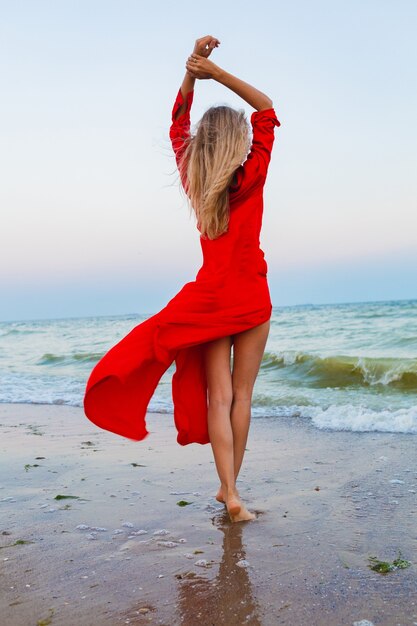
[174,72,196,120]
[174,35,221,120]
[213,68,273,111]
[186,56,273,112]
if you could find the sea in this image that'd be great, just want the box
[1,299,416,434]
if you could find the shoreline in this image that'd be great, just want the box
[1,403,416,625]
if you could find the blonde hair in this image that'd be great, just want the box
[179,105,250,240]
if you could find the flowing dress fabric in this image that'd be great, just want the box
[83,87,281,445]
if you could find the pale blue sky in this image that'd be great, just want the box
[1,0,416,321]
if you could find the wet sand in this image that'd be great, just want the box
[0,403,416,626]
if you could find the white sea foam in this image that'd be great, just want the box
[307,404,417,434]
[1,301,416,435]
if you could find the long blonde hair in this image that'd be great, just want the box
[179,105,250,240]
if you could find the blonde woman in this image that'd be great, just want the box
[84,35,281,523]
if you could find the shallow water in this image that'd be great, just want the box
[1,298,416,433]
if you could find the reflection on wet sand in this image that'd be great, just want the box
[175,509,262,625]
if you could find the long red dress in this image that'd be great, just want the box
[83,87,281,445]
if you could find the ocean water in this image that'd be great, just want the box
[0,299,416,434]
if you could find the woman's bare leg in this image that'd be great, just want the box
[203,335,241,517]
[215,319,270,504]
[231,319,270,477]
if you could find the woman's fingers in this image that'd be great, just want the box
[185,61,203,78]
[195,35,218,48]
[185,59,195,70]
[185,53,216,80]
[185,60,198,73]
[185,60,212,80]
[193,35,221,57]
[187,54,202,67]
[206,39,220,56]
[187,56,203,68]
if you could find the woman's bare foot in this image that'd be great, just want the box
[220,489,256,522]
[215,486,225,504]
[215,485,237,504]
[229,502,256,523]
[225,492,242,517]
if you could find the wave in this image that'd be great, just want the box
[251,403,417,434]
[0,328,42,337]
[35,349,417,392]
[1,397,415,434]
[37,352,104,365]
[308,403,417,434]
[261,351,417,391]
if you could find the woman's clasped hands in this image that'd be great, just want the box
[186,35,221,80]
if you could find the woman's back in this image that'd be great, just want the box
[170,87,281,287]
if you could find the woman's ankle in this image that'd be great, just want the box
[222,484,239,498]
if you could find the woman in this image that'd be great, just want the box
[83,35,281,523]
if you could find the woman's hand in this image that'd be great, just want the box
[186,54,220,80]
[192,35,220,58]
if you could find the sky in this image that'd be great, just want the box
[0,0,416,321]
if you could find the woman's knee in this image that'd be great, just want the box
[231,386,253,404]
[207,389,234,412]
[204,335,233,411]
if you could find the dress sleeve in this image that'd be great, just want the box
[169,87,194,190]
[231,107,281,195]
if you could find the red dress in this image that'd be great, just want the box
[83,87,281,445]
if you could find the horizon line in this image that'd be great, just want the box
[1,296,416,325]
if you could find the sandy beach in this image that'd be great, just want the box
[0,403,416,625]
